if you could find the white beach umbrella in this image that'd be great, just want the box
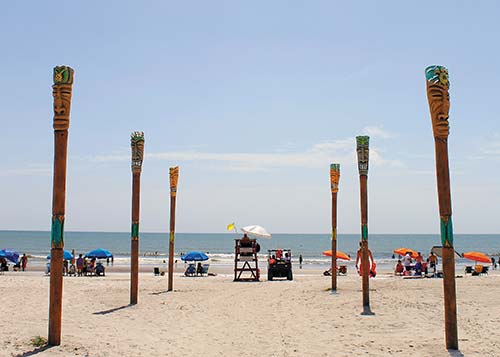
[430,246,461,259]
[241,225,272,239]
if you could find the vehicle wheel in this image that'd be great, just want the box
[268,272,273,281]
[287,271,293,280]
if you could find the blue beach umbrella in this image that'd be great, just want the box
[0,249,20,263]
[181,251,209,262]
[47,250,73,260]
[85,248,113,259]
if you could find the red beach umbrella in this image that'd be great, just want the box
[462,251,490,264]
[322,250,351,261]
[393,248,418,259]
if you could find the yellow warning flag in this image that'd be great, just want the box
[227,223,235,232]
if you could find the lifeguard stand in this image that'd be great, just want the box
[234,238,260,281]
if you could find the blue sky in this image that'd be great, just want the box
[1,1,500,233]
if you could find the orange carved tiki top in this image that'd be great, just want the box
[330,163,340,193]
[169,166,179,196]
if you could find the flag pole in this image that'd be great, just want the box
[130,132,144,305]
[48,65,74,346]
[168,166,179,292]
[330,163,340,293]
[425,65,458,350]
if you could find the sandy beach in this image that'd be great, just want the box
[1,266,499,357]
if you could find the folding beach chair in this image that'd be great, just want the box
[201,264,209,276]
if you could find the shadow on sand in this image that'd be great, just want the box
[17,344,53,356]
[93,305,132,315]
[448,350,464,357]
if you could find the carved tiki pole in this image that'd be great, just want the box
[356,136,370,311]
[425,65,458,349]
[168,166,179,292]
[330,163,340,292]
[130,131,144,305]
[48,65,74,346]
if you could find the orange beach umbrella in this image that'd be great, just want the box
[462,251,490,264]
[393,248,418,259]
[322,250,351,261]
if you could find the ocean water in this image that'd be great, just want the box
[1,230,499,271]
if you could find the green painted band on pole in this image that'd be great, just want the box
[51,216,64,248]
[361,225,368,241]
[169,231,175,243]
[131,222,139,239]
[440,216,453,247]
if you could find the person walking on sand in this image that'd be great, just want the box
[356,241,376,277]
[299,254,303,269]
[20,254,28,271]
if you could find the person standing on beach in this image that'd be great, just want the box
[491,257,497,270]
[356,242,375,277]
[428,252,438,272]
[402,252,412,272]
[21,254,28,271]
[299,254,303,269]
[76,254,84,276]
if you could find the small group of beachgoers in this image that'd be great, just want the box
[0,252,28,272]
[395,251,438,277]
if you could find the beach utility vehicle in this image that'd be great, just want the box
[267,249,293,281]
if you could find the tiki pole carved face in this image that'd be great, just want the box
[169,166,179,196]
[426,65,450,141]
[330,163,340,193]
[356,136,369,176]
[130,132,145,173]
[52,66,74,131]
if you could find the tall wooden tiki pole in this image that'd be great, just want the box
[130,132,145,305]
[330,164,340,292]
[48,65,74,346]
[168,166,179,292]
[425,65,458,349]
[356,136,371,313]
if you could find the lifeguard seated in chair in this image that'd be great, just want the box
[239,234,254,256]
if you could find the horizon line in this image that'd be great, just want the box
[0,229,497,236]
